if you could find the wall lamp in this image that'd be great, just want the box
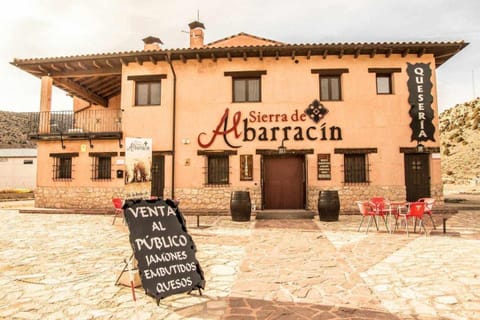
[416,142,425,153]
[278,138,287,154]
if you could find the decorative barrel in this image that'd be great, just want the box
[230,191,252,222]
[317,190,340,221]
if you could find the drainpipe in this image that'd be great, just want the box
[166,53,177,199]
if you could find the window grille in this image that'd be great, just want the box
[207,155,229,185]
[344,154,368,183]
[92,156,112,180]
[52,156,73,181]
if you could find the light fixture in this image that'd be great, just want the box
[182,138,190,145]
[416,142,425,153]
[278,138,287,154]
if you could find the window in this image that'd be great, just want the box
[311,69,349,102]
[51,155,74,180]
[368,68,401,95]
[89,152,117,180]
[320,76,341,101]
[93,156,112,180]
[198,150,236,185]
[208,156,229,185]
[233,78,260,102]
[344,154,367,183]
[127,75,167,106]
[376,74,392,94]
[224,71,266,103]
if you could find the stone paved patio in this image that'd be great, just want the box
[0,200,479,319]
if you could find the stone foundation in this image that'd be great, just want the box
[35,186,126,209]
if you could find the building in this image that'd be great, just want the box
[0,148,37,190]
[11,21,467,211]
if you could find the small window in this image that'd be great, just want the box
[320,76,341,101]
[233,78,260,102]
[92,156,112,180]
[53,156,72,180]
[376,74,392,94]
[135,81,161,106]
[23,160,34,165]
[344,154,368,183]
[208,156,229,185]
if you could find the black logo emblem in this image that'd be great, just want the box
[305,99,328,123]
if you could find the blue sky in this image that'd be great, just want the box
[1,0,478,113]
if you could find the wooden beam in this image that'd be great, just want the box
[120,58,129,66]
[291,50,296,60]
[196,53,202,62]
[135,57,143,66]
[338,49,344,59]
[149,56,157,65]
[92,61,101,69]
[49,66,122,78]
[275,50,279,60]
[105,59,114,68]
[306,49,311,60]
[259,49,263,61]
[211,53,217,62]
[354,48,361,59]
[402,48,410,57]
[417,48,426,57]
[385,48,393,58]
[179,54,186,63]
[227,52,232,61]
[64,63,75,71]
[54,78,108,107]
[50,64,62,72]
[77,62,88,70]
[38,65,48,73]
[323,49,328,59]
[370,49,376,58]
[243,51,247,61]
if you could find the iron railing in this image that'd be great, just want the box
[27,110,122,136]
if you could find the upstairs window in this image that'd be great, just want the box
[311,69,349,101]
[128,75,167,106]
[225,71,267,103]
[368,68,401,95]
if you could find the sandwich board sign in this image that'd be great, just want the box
[123,198,205,304]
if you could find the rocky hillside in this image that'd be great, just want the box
[0,111,36,148]
[440,97,480,185]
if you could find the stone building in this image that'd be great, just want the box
[11,21,467,212]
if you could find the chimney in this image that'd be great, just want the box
[188,21,205,48]
[142,36,163,50]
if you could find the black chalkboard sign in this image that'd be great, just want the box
[123,198,205,304]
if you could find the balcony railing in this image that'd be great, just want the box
[27,110,122,140]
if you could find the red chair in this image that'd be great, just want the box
[112,198,124,225]
[356,201,379,234]
[369,197,391,232]
[396,201,427,236]
[418,198,436,230]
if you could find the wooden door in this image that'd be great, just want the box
[151,155,165,198]
[263,156,305,209]
[404,153,430,202]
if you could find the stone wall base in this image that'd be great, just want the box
[35,184,444,211]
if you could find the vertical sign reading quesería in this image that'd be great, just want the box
[123,198,205,304]
[407,63,436,142]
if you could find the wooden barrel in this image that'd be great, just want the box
[230,191,251,221]
[317,190,340,221]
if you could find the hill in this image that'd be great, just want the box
[440,97,480,186]
[0,111,36,148]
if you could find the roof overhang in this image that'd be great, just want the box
[11,41,468,107]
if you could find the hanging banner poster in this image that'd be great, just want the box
[123,198,205,304]
[125,137,152,184]
[407,63,436,142]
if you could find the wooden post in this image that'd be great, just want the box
[39,76,52,133]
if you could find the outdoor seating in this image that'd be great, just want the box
[395,201,427,236]
[356,201,379,234]
[369,197,391,232]
[112,197,124,225]
[418,197,436,230]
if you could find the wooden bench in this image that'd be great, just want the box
[181,210,231,227]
